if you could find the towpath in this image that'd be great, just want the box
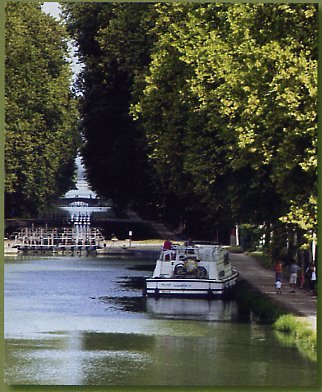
[230,253,317,331]
[125,209,182,240]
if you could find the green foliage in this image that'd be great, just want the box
[274,315,317,356]
[63,3,317,249]
[133,3,316,242]
[239,224,265,251]
[5,2,79,217]
[62,3,157,212]
[280,195,317,246]
[274,314,298,333]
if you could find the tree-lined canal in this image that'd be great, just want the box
[5,255,316,386]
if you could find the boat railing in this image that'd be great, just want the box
[160,245,199,261]
[161,244,227,264]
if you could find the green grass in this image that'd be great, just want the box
[274,314,317,359]
[274,314,299,332]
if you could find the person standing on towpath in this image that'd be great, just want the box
[289,260,301,293]
[275,260,283,282]
[306,263,317,293]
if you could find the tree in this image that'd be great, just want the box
[134,3,317,247]
[5,2,79,217]
[62,3,157,212]
[63,3,317,252]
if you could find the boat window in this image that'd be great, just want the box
[163,250,176,261]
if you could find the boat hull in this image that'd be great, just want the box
[145,271,238,299]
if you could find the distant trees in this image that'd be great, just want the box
[62,3,157,212]
[63,3,317,256]
[5,2,79,217]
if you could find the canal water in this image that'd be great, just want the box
[4,255,316,386]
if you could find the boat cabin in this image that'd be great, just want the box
[153,244,232,281]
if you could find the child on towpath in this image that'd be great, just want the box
[275,279,282,294]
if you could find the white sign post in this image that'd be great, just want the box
[129,231,132,247]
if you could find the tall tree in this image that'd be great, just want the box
[131,4,198,227]
[63,3,157,212]
[64,3,317,250]
[134,3,317,245]
[5,2,79,217]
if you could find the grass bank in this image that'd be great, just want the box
[234,282,316,361]
[274,314,317,361]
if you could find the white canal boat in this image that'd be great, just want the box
[144,244,238,299]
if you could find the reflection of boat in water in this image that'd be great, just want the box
[144,244,238,298]
[146,297,240,321]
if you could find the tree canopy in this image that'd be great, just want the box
[5,2,80,217]
[63,3,317,253]
[62,3,157,211]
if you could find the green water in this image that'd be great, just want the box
[5,256,316,386]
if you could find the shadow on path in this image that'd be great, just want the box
[230,253,317,331]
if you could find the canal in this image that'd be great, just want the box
[4,255,316,386]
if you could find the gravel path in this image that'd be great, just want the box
[230,253,317,331]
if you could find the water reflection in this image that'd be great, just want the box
[5,255,317,386]
[274,330,317,362]
[59,205,110,218]
[99,296,147,313]
[6,327,316,386]
[146,297,240,321]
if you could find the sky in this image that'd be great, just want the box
[42,2,93,197]
[42,2,61,19]
[42,2,82,78]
